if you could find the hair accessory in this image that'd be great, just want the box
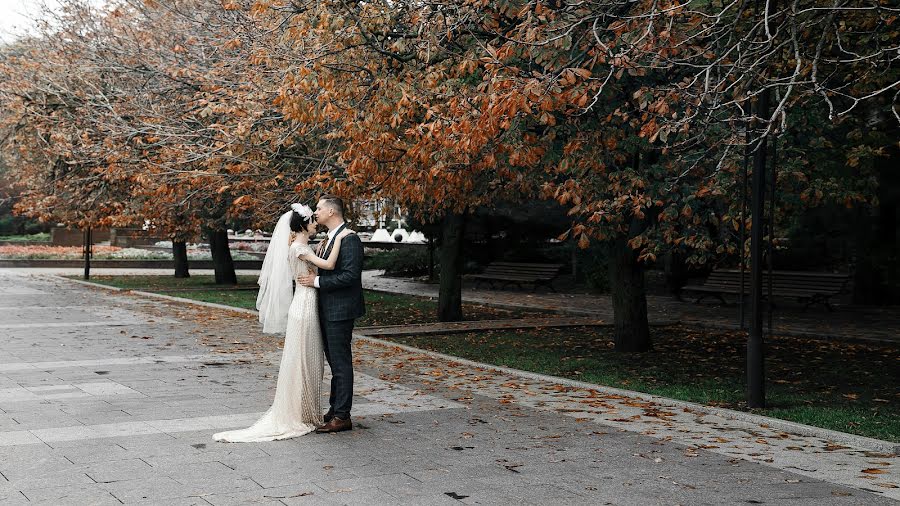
[290,203,313,220]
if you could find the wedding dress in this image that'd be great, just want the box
[213,242,324,442]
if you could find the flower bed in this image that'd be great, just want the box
[0,245,122,260]
[231,241,269,252]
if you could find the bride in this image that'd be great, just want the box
[214,203,351,443]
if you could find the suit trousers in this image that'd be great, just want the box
[321,317,355,419]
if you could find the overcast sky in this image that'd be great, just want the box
[0,0,55,42]
[0,0,38,42]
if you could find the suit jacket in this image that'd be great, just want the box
[318,230,365,322]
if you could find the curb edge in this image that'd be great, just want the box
[51,274,900,456]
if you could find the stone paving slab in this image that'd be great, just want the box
[0,271,897,505]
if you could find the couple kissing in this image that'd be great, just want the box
[214,195,365,442]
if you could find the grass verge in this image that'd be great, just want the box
[382,326,899,442]
[80,275,551,326]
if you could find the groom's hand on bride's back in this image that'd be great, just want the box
[297,274,316,287]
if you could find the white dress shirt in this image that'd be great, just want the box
[313,222,345,288]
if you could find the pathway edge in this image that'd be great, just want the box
[360,335,899,456]
[53,274,899,456]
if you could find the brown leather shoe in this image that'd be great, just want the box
[323,413,334,424]
[316,417,352,433]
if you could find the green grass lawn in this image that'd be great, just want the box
[82,275,551,326]
[383,326,900,442]
[79,274,898,441]
[84,275,260,291]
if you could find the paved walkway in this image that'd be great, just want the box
[361,272,900,343]
[0,270,897,504]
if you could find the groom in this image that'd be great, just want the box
[298,195,365,433]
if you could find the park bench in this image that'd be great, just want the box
[680,268,851,311]
[466,261,564,292]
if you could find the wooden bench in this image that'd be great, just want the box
[680,269,851,311]
[466,262,564,292]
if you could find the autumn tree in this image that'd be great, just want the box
[250,0,560,321]
[442,0,900,351]
[0,25,141,239]
[2,0,335,282]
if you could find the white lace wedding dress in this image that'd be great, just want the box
[213,242,324,442]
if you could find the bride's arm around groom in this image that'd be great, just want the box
[298,195,365,432]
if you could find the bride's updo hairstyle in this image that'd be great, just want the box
[290,210,312,233]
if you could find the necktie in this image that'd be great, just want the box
[319,224,342,258]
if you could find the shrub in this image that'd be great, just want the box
[0,232,50,242]
[365,247,430,276]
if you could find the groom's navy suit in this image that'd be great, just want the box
[317,224,365,420]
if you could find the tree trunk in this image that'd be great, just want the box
[608,236,651,352]
[173,240,190,278]
[438,212,465,322]
[208,229,237,285]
